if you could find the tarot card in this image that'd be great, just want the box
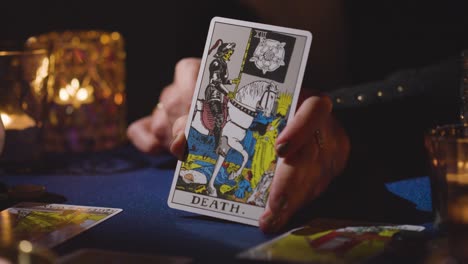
[0,202,122,248]
[167,17,312,226]
[237,218,425,263]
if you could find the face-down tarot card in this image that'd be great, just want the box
[168,17,312,226]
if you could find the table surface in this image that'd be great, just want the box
[0,144,436,262]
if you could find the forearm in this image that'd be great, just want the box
[330,56,460,114]
[329,56,461,182]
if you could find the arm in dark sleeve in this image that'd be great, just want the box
[294,56,462,224]
[329,56,461,184]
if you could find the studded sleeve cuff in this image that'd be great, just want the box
[329,56,460,111]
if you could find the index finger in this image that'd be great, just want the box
[275,95,332,158]
[162,58,201,124]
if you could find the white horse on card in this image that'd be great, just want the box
[191,80,278,197]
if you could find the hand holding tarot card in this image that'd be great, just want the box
[167,17,312,226]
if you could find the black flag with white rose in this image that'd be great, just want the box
[242,29,296,83]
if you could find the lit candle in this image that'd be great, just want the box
[54,78,94,108]
[18,240,32,264]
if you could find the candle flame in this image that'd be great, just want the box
[76,88,89,101]
[71,78,80,89]
[0,113,12,128]
[59,88,70,101]
[55,78,94,107]
[19,240,33,253]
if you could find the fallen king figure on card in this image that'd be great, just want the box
[167,17,312,226]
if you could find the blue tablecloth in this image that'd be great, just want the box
[0,144,434,260]
[385,176,432,213]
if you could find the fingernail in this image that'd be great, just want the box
[260,212,275,226]
[260,212,278,231]
[260,213,281,233]
[261,196,287,233]
[276,142,289,157]
[171,133,188,161]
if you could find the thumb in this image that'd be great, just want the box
[169,115,189,161]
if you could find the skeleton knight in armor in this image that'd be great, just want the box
[205,39,239,154]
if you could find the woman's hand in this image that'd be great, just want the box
[168,90,351,234]
[126,58,201,155]
[258,94,350,233]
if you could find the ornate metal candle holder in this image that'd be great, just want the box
[25,30,127,153]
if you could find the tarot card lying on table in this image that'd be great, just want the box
[237,218,426,263]
[167,17,312,226]
[0,203,122,248]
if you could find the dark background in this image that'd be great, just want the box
[0,0,467,124]
[0,1,256,123]
[345,1,468,84]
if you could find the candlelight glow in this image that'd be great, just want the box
[114,93,124,105]
[111,32,121,41]
[25,30,127,153]
[447,173,458,183]
[71,78,80,89]
[0,113,12,128]
[55,78,94,107]
[1,210,12,245]
[59,89,70,101]
[19,240,33,253]
[447,173,468,184]
[32,57,49,95]
[449,198,468,223]
[458,161,465,169]
[100,34,110,45]
[0,112,36,130]
[76,88,89,101]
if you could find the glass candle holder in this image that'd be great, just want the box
[425,124,468,262]
[0,49,49,168]
[25,30,127,153]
